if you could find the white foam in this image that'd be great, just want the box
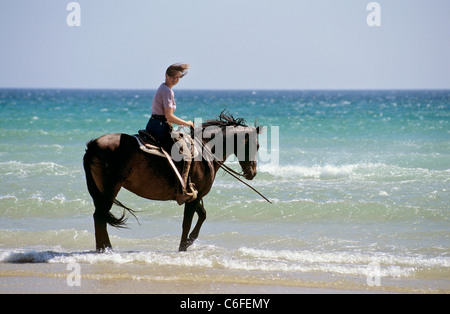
[2,245,447,279]
[0,250,62,263]
[0,161,70,178]
[259,163,358,179]
[258,162,447,183]
[51,194,67,203]
[47,250,215,268]
[0,194,18,201]
[237,247,450,277]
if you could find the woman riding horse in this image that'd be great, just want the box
[145,63,197,205]
[84,111,262,252]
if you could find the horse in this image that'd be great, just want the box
[83,111,263,252]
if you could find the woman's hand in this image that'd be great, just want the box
[165,108,193,127]
[185,120,194,128]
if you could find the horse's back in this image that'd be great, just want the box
[95,133,126,151]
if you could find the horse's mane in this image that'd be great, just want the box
[202,110,248,130]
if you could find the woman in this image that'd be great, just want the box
[146,63,197,205]
[146,63,194,147]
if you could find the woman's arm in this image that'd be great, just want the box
[164,108,194,127]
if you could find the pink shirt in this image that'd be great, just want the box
[152,83,176,115]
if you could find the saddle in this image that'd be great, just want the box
[133,130,166,158]
[134,130,200,192]
[133,130,199,159]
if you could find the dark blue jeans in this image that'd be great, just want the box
[145,118,174,152]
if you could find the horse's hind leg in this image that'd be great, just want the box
[179,199,206,252]
[93,211,112,252]
[91,183,122,252]
[92,194,115,251]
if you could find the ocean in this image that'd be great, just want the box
[0,89,449,293]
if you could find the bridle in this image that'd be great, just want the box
[188,126,272,204]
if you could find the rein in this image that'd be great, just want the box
[185,125,272,204]
[218,162,273,204]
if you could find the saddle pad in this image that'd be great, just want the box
[134,131,200,159]
[133,135,166,158]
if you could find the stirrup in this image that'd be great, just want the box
[176,183,198,205]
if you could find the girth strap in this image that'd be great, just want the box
[160,147,186,190]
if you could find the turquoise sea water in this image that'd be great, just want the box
[0,89,449,292]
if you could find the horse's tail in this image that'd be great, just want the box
[83,139,136,228]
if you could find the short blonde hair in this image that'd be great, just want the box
[166,63,190,78]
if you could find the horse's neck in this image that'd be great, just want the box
[212,155,231,173]
[201,125,254,171]
[200,134,233,175]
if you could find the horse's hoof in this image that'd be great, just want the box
[178,245,187,252]
[96,245,112,253]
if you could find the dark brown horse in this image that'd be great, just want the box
[83,112,262,252]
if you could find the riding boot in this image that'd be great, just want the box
[176,160,198,205]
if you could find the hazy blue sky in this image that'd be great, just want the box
[1,0,449,90]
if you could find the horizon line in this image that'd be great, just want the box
[1,87,449,92]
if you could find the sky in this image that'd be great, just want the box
[0,0,449,90]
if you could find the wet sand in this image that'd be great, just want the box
[1,275,362,294]
[0,263,413,294]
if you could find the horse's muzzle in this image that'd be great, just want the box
[244,169,257,180]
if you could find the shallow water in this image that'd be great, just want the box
[1,89,449,292]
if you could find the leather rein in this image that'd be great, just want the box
[186,126,272,204]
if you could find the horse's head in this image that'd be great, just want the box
[233,125,263,180]
[202,111,264,180]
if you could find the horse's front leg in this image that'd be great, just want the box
[179,199,206,251]
[187,199,206,244]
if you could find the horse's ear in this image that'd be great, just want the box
[256,126,265,134]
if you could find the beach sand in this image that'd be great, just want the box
[0,263,433,294]
[0,275,356,294]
